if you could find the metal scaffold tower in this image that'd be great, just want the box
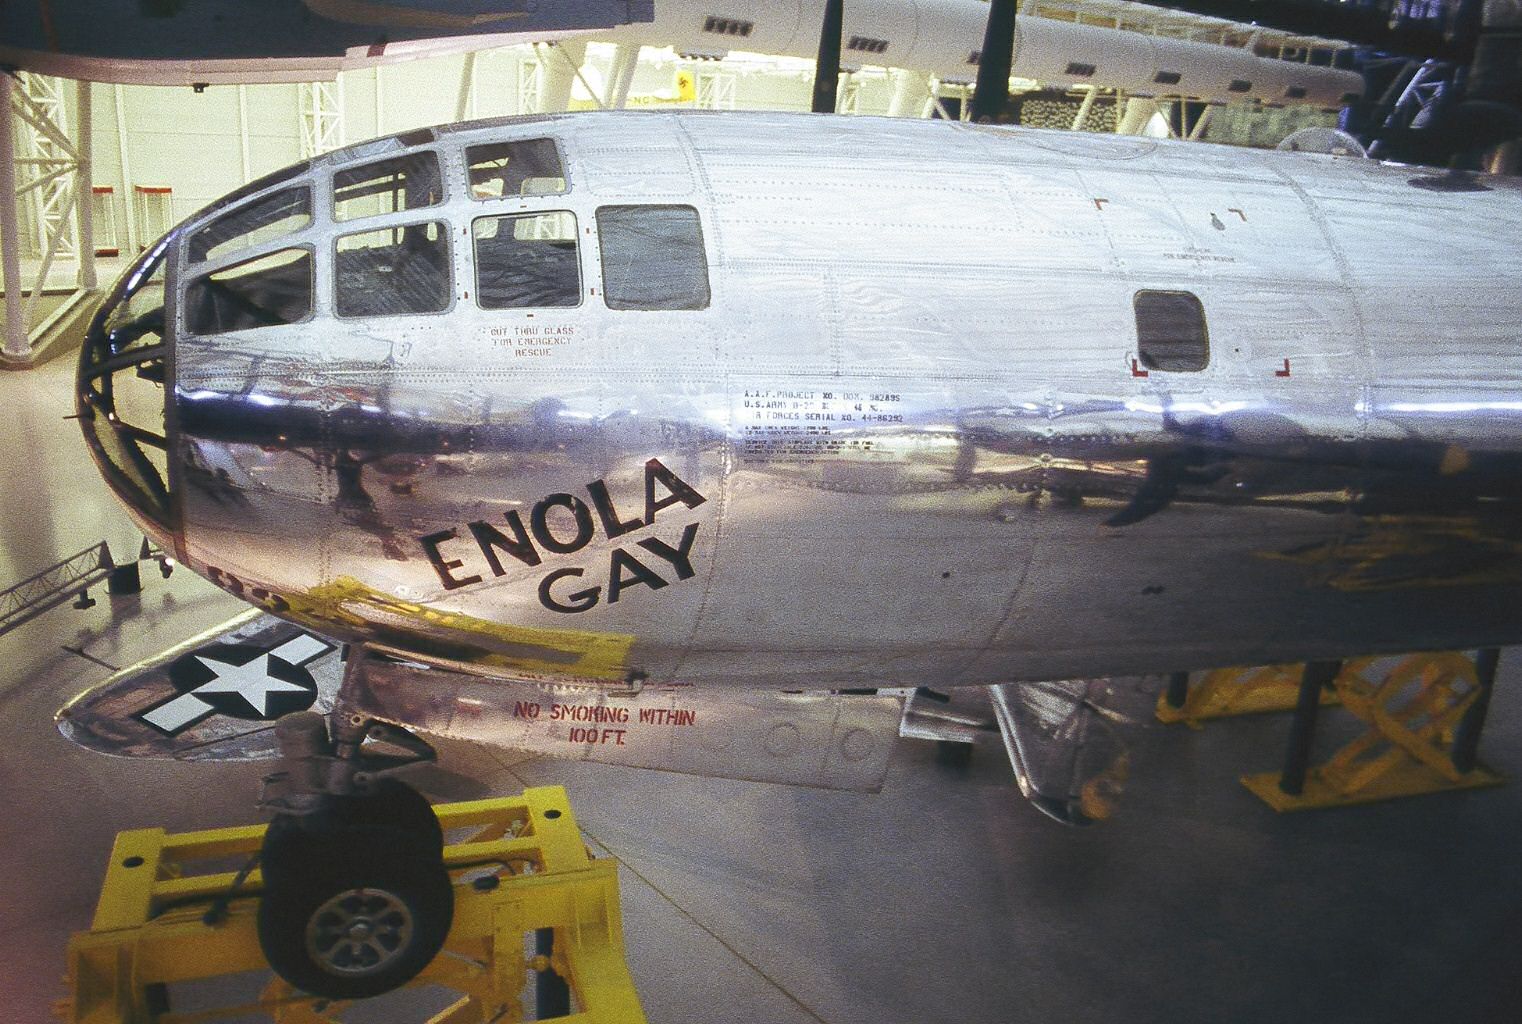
[299,79,346,159]
[517,59,545,115]
[1,70,97,368]
[695,70,737,110]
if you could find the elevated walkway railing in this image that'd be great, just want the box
[0,540,114,637]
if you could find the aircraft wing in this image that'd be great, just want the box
[0,0,651,85]
[57,614,906,791]
[57,610,346,761]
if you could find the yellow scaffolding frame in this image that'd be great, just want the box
[59,786,647,1024]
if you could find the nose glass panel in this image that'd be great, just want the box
[77,235,174,530]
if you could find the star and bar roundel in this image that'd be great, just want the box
[136,632,334,736]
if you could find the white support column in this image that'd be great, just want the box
[1158,100,1178,138]
[455,51,478,121]
[1117,96,1168,136]
[516,57,542,115]
[1070,85,1098,131]
[113,84,137,253]
[74,80,96,290]
[1,74,28,363]
[605,44,640,109]
[536,41,587,113]
[836,71,860,114]
[237,85,251,182]
[923,79,958,121]
[4,72,93,363]
[696,70,736,110]
[886,69,931,118]
[17,74,78,266]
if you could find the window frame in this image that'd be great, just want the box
[187,185,313,265]
[470,209,584,311]
[595,204,712,313]
[330,150,446,224]
[332,218,456,321]
[1133,289,1210,373]
[465,137,571,203]
[183,244,317,337]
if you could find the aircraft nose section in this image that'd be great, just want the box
[77,234,176,544]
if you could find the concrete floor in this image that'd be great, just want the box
[4,356,1522,1024]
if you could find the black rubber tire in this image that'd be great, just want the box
[261,780,442,887]
[258,826,453,1000]
[328,779,444,857]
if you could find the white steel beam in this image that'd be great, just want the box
[536,41,587,113]
[455,51,477,122]
[1188,104,1214,141]
[886,69,931,118]
[516,57,542,115]
[75,79,96,290]
[1070,85,1098,131]
[237,85,251,182]
[299,79,345,158]
[113,84,137,253]
[1,73,27,363]
[605,44,640,109]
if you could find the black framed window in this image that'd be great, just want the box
[1135,290,1209,372]
[335,221,451,318]
[596,205,710,311]
[333,151,443,222]
[467,138,566,200]
[185,248,312,335]
[473,211,581,309]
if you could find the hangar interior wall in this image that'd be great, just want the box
[15,42,1334,265]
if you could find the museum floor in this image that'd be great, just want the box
[4,356,1520,1024]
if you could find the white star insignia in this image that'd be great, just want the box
[192,653,311,716]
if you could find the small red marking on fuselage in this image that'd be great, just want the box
[1131,358,1149,378]
[1276,358,1292,378]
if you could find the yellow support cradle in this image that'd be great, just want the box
[1239,653,1506,811]
[58,786,647,1024]
[1155,662,1350,727]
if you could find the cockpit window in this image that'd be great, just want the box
[336,221,451,318]
[467,139,566,200]
[185,248,313,335]
[187,187,312,264]
[596,205,710,311]
[333,151,443,222]
[473,211,580,309]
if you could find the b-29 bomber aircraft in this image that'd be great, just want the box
[60,103,1522,997]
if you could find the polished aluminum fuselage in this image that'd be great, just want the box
[119,112,1522,690]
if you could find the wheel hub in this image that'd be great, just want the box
[305,888,414,976]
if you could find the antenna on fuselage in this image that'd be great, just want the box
[812,0,844,113]
[969,0,1018,123]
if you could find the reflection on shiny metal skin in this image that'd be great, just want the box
[79,110,1522,694]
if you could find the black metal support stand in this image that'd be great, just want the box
[535,927,571,1019]
[1279,660,1342,796]
[810,0,842,113]
[1165,671,1190,710]
[108,561,142,596]
[1452,647,1500,774]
